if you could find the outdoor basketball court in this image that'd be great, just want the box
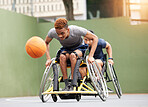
[0,94,148,107]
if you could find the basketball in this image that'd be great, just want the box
[25,36,46,58]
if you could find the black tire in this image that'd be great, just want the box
[76,94,81,102]
[52,63,59,91]
[51,94,58,102]
[86,56,108,101]
[39,58,55,102]
[108,63,122,98]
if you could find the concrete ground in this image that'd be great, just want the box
[0,94,148,107]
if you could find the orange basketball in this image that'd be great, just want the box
[25,36,46,58]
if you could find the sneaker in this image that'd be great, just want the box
[69,85,74,91]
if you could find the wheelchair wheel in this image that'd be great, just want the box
[51,94,57,102]
[76,94,81,102]
[39,58,55,102]
[86,56,108,101]
[108,63,122,98]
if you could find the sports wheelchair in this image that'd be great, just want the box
[39,52,122,102]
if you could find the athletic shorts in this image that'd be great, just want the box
[55,44,88,62]
[94,54,107,63]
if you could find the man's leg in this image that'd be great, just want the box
[59,51,70,90]
[79,67,87,79]
[70,50,83,80]
[69,50,83,91]
[60,54,68,79]
[95,59,103,71]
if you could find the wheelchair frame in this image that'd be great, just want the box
[39,54,122,102]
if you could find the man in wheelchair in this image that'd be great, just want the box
[45,18,98,91]
[79,30,114,77]
[78,31,122,99]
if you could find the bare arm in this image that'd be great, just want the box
[45,35,52,66]
[85,31,98,63]
[105,41,114,65]
[105,41,112,58]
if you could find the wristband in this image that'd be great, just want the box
[108,58,113,60]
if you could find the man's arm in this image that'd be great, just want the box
[85,31,98,63]
[45,35,52,66]
[105,41,114,65]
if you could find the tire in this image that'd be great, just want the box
[76,94,81,102]
[94,61,109,98]
[86,56,108,101]
[39,58,55,103]
[108,63,122,98]
[51,94,58,102]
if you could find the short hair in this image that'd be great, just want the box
[89,30,94,34]
[54,18,68,29]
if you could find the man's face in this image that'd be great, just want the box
[56,28,69,40]
[84,37,92,47]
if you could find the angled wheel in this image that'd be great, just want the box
[39,58,55,102]
[86,56,108,101]
[108,63,122,98]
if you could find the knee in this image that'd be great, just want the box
[96,60,103,67]
[60,54,67,61]
[69,53,77,61]
[97,62,103,68]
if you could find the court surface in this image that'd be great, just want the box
[0,94,148,107]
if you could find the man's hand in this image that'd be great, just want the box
[45,59,52,67]
[108,59,114,65]
[88,56,95,63]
